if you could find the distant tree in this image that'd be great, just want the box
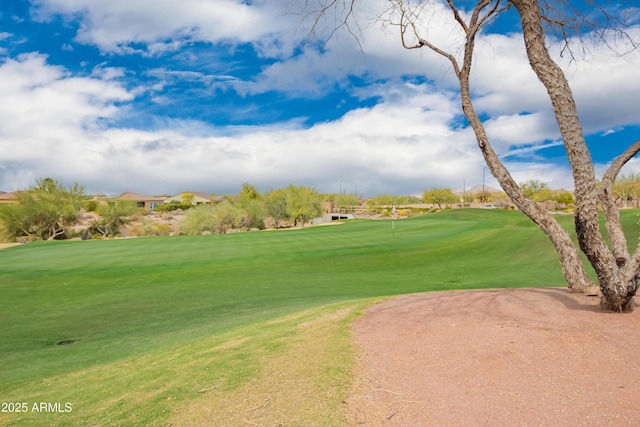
[90,200,138,238]
[462,191,475,205]
[488,191,510,206]
[180,205,218,235]
[243,200,266,229]
[335,192,358,212]
[367,194,396,206]
[423,188,459,209]
[181,192,195,205]
[473,190,492,203]
[0,204,25,242]
[285,185,322,226]
[213,202,245,233]
[264,189,289,228]
[237,183,265,229]
[612,172,640,208]
[520,180,551,202]
[0,178,85,241]
[365,194,422,208]
[553,190,575,208]
[239,183,262,202]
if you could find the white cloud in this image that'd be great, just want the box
[502,141,564,160]
[0,50,607,196]
[4,2,640,197]
[0,53,132,184]
[500,161,574,190]
[31,0,286,54]
[0,53,131,138]
[483,111,560,152]
[0,59,495,195]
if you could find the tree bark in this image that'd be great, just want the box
[599,140,640,261]
[510,0,637,311]
[450,1,594,293]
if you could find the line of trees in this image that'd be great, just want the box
[421,180,578,209]
[0,180,329,241]
[178,184,325,235]
[3,175,639,242]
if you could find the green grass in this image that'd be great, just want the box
[1,208,639,425]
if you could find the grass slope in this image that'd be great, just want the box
[1,209,638,425]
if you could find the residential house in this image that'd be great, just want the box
[115,192,166,211]
[0,191,18,205]
[164,192,213,206]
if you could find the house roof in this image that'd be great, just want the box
[115,192,166,202]
[191,192,212,200]
[167,191,212,200]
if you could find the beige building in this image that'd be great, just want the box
[115,192,166,211]
[164,192,213,205]
[0,191,18,205]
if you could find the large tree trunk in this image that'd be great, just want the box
[459,80,593,293]
[451,2,593,293]
[510,0,637,311]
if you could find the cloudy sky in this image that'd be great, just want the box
[0,0,639,197]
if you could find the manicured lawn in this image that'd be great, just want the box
[1,209,638,425]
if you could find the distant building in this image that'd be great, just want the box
[164,192,213,205]
[0,191,18,205]
[115,192,166,211]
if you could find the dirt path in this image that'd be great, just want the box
[347,287,640,426]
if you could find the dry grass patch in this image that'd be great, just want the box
[170,300,382,426]
[1,300,383,426]
[0,243,20,250]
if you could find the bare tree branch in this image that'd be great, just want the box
[597,139,640,262]
[294,0,364,51]
[538,0,640,59]
[601,139,640,186]
[476,1,511,32]
[446,0,471,35]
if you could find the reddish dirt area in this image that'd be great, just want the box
[347,288,640,426]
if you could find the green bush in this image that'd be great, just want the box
[214,202,244,233]
[180,205,218,235]
[128,219,172,236]
[84,200,99,212]
[156,203,193,212]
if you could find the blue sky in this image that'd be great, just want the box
[0,0,639,197]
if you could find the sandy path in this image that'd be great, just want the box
[347,287,640,426]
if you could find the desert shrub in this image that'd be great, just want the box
[180,205,218,235]
[214,202,244,233]
[242,199,266,230]
[156,203,193,212]
[128,219,172,236]
[0,178,84,241]
[84,200,99,212]
[89,200,138,238]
